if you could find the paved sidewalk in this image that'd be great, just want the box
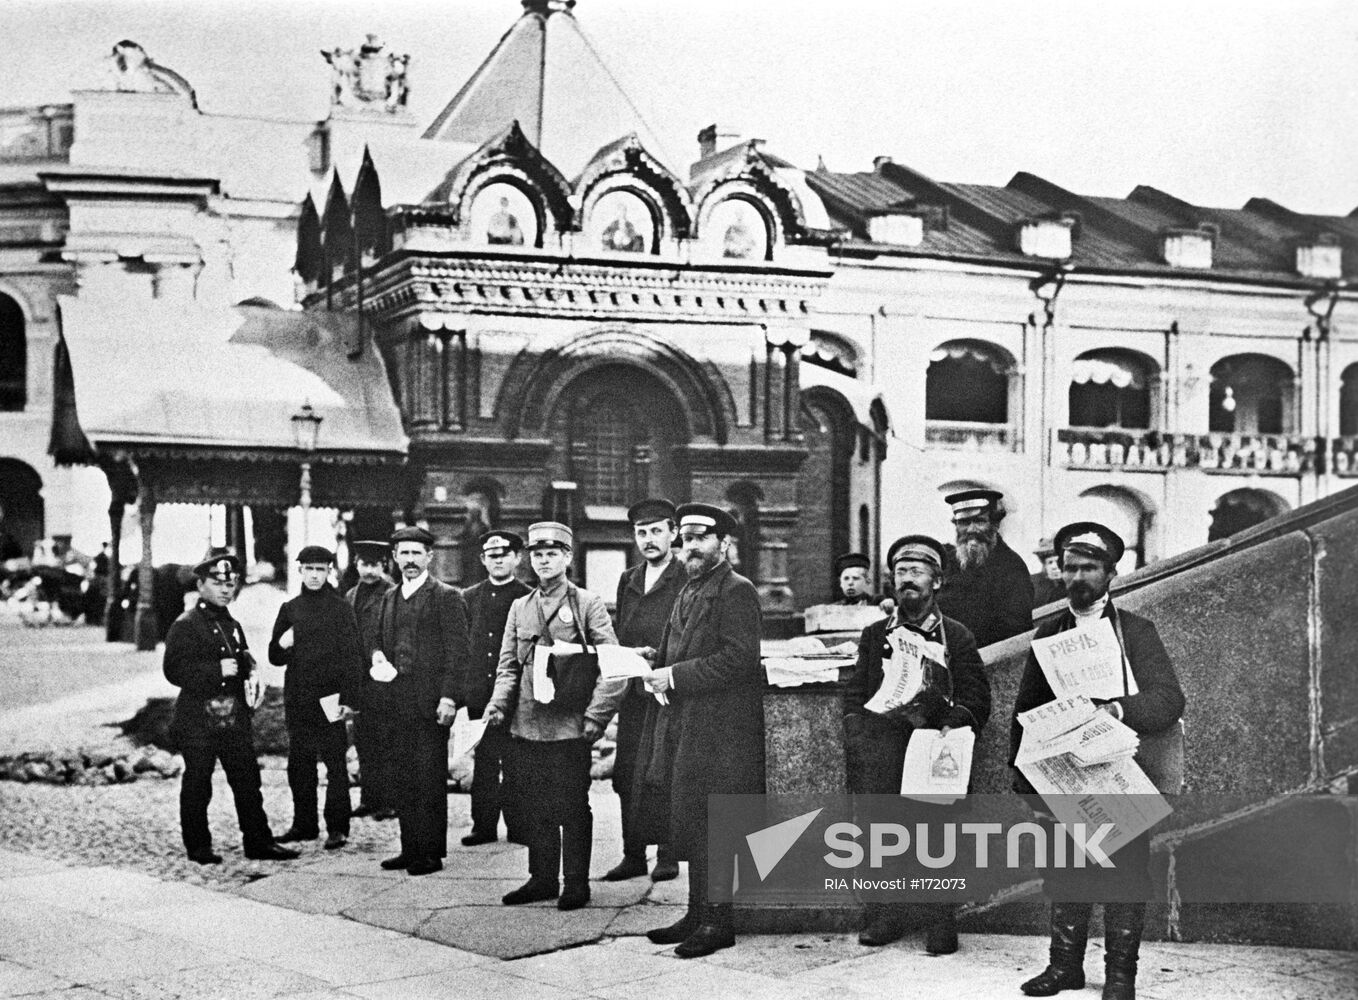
[2,847,1355,1000]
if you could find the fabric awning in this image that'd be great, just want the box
[929,342,1013,375]
[55,297,407,459]
[1071,357,1147,390]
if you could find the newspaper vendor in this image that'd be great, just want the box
[1009,521,1185,1000]
[843,534,990,955]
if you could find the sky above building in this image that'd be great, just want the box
[7,0,1357,214]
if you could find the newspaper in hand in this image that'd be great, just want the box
[531,644,556,703]
[450,708,488,760]
[900,727,975,804]
[1018,751,1170,859]
[1031,616,1137,701]
[863,626,945,716]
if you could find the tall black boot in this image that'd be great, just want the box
[647,866,700,944]
[558,814,593,911]
[675,902,735,958]
[1102,902,1146,1000]
[1021,902,1092,996]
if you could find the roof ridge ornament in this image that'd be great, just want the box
[522,0,576,13]
[321,34,410,113]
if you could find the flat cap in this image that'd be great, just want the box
[835,552,871,574]
[944,488,1005,516]
[350,540,389,563]
[480,529,524,555]
[526,521,572,551]
[627,498,677,526]
[885,534,948,572]
[1054,521,1125,566]
[296,545,335,565]
[193,546,241,580]
[675,502,739,538]
[390,525,436,547]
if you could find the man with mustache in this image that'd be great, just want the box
[937,489,1034,648]
[1010,522,1184,1000]
[372,525,470,876]
[636,503,764,958]
[843,534,990,953]
[604,499,685,883]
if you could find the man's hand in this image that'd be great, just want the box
[435,698,457,726]
[879,597,897,616]
[583,719,605,744]
[636,645,658,663]
[277,628,294,651]
[644,667,673,695]
[483,705,505,727]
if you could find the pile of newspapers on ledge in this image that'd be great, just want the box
[1015,616,1171,856]
[761,602,885,688]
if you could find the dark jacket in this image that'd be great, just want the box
[1031,574,1066,609]
[267,583,365,728]
[612,558,687,794]
[844,610,990,794]
[346,577,393,659]
[375,575,470,721]
[162,601,256,748]
[634,561,765,858]
[461,576,532,719]
[938,536,1035,649]
[1009,602,1185,794]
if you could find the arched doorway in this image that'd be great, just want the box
[546,364,688,596]
[793,390,856,604]
[1208,488,1289,542]
[1073,485,1155,572]
[0,293,25,412]
[1209,354,1295,434]
[0,459,43,562]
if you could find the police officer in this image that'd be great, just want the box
[163,548,297,865]
[459,529,531,846]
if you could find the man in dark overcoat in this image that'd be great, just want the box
[268,545,364,850]
[843,534,990,954]
[937,488,1035,648]
[1010,522,1184,1000]
[458,529,531,846]
[604,498,686,883]
[162,548,296,865]
[345,540,395,818]
[637,502,764,959]
[371,525,470,876]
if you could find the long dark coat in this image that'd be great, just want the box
[632,561,765,859]
[843,611,990,794]
[461,576,532,719]
[163,601,258,749]
[938,536,1035,649]
[267,584,365,729]
[611,557,686,795]
[375,576,470,720]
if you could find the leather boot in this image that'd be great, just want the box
[1102,902,1146,1000]
[674,903,735,959]
[1021,902,1091,996]
[858,901,905,947]
[558,815,592,910]
[924,906,959,955]
[648,874,701,944]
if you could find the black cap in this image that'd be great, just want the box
[390,525,436,548]
[296,545,335,565]
[479,530,524,555]
[944,488,1005,516]
[350,540,389,563]
[835,552,871,574]
[193,546,241,580]
[885,534,948,572]
[627,498,677,526]
[1054,522,1125,566]
[675,502,739,538]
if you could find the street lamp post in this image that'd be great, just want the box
[291,402,323,544]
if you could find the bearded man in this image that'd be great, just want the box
[937,489,1034,648]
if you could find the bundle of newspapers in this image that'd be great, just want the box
[1015,616,1171,857]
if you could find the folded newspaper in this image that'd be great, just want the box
[863,626,948,723]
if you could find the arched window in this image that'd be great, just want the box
[569,393,644,506]
[1069,349,1156,429]
[926,340,1017,451]
[1208,488,1289,542]
[1209,354,1294,435]
[0,294,25,411]
[1074,485,1155,571]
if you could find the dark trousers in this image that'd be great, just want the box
[179,732,274,853]
[516,738,593,885]
[386,715,450,861]
[286,721,351,836]
[469,721,523,841]
[353,708,393,810]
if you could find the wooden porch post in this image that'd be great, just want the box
[104,498,124,642]
[133,482,159,651]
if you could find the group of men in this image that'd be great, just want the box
[161,485,1183,991]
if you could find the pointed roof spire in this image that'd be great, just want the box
[423,0,674,175]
